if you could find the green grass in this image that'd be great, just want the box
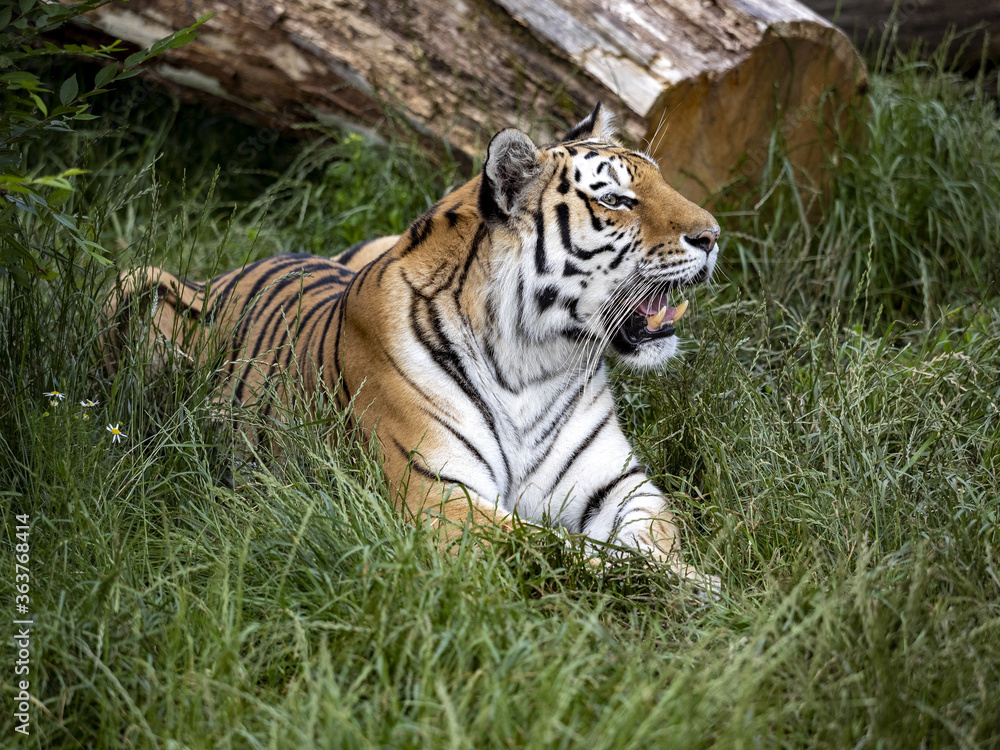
[1,45,999,748]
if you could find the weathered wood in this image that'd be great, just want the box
[75,0,867,202]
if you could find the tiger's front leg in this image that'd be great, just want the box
[384,449,516,551]
[577,475,720,591]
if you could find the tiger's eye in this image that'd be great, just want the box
[601,193,619,206]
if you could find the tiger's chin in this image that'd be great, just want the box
[608,318,681,370]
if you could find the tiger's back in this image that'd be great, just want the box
[110,253,359,412]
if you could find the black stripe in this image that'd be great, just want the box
[230,262,336,382]
[579,466,645,531]
[452,222,487,302]
[550,410,612,490]
[609,240,633,270]
[202,270,244,325]
[575,189,604,232]
[222,255,315,335]
[409,288,511,488]
[227,261,331,372]
[314,290,344,382]
[557,165,570,195]
[297,290,346,351]
[327,275,354,407]
[423,408,498,487]
[402,202,440,254]
[260,287,345,397]
[515,276,531,341]
[562,297,580,322]
[534,208,549,274]
[571,242,616,262]
[233,273,312,403]
[560,326,588,342]
[536,286,558,312]
[393,438,484,499]
[609,493,663,540]
[374,338,461,424]
[336,239,371,265]
[481,337,519,394]
[556,202,573,251]
[519,385,587,480]
[356,255,381,293]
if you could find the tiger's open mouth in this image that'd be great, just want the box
[611,293,689,351]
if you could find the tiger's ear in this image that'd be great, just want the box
[562,102,618,142]
[479,128,542,224]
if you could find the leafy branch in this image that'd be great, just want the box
[0,0,209,284]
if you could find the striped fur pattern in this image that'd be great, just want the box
[108,104,721,583]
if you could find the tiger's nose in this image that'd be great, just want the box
[683,228,720,254]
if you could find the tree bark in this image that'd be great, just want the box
[75,0,867,203]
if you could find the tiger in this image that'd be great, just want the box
[107,103,721,586]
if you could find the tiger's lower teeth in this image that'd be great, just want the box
[644,299,688,331]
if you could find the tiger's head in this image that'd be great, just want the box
[478,103,720,370]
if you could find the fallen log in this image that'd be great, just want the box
[76,0,867,202]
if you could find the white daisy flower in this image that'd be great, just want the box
[44,390,65,406]
[106,424,126,443]
[80,399,99,408]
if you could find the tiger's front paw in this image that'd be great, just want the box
[626,520,722,599]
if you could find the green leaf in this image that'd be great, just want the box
[50,211,77,231]
[123,50,145,69]
[95,63,116,87]
[0,8,12,29]
[166,31,197,50]
[3,70,41,89]
[27,91,47,117]
[47,188,72,208]
[58,74,78,106]
[19,0,35,14]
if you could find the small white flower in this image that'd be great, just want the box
[80,399,99,408]
[106,423,126,443]
[44,390,65,407]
